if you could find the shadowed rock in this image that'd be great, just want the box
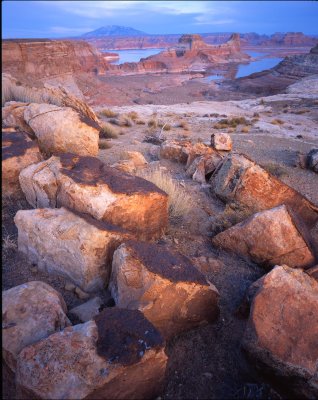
[14,207,132,292]
[69,297,103,323]
[242,265,318,398]
[19,154,168,240]
[212,205,315,269]
[16,308,167,399]
[2,131,42,197]
[2,281,70,372]
[109,241,219,339]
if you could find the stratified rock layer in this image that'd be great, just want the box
[19,154,168,240]
[2,131,42,197]
[14,207,132,292]
[243,265,318,398]
[16,308,167,399]
[109,241,219,339]
[2,281,70,372]
[212,205,315,269]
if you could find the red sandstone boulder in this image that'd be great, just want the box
[243,265,318,398]
[2,131,43,197]
[211,132,232,151]
[23,103,100,157]
[212,205,315,269]
[211,153,318,230]
[16,308,167,399]
[19,154,168,240]
[109,241,219,339]
[2,281,70,372]
[14,207,132,292]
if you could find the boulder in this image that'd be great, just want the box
[160,139,192,163]
[186,152,223,183]
[14,207,132,292]
[2,101,34,136]
[211,132,232,151]
[242,265,318,398]
[23,103,100,157]
[111,160,137,174]
[212,205,315,269]
[109,241,219,339]
[120,150,148,168]
[307,149,318,173]
[69,296,103,322]
[16,308,167,400]
[192,156,206,184]
[19,154,168,240]
[211,153,318,230]
[2,131,42,197]
[2,281,70,372]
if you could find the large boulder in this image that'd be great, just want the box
[19,154,168,240]
[2,101,34,136]
[160,139,192,163]
[242,265,318,398]
[211,153,318,230]
[2,281,70,372]
[14,207,132,292]
[109,241,219,339]
[16,308,167,400]
[212,205,315,269]
[23,103,100,157]
[211,132,232,151]
[2,131,43,197]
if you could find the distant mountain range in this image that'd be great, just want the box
[82,25,147,38]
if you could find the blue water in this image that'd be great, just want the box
[102,48,165,64]
[236,57,282,78]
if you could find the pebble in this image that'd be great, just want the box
[75,286,90,300]
[173,238,179,244]
[30,266,38,273]
[65,282,76,292]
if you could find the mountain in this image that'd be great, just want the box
[82,26,147,38]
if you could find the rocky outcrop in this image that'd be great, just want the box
[2,281,70,372]
[2,102,34,135]
[212,205,315,269]
[211,132,232,151]
[2,131,42,197]
[19,154,168,240]
[14,207,132,292]
[23,103,100,157]
[109,241,219,339]
[16,308,167,399]
[211,153,318,231]
[243,265,318,398]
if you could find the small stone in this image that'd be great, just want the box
[211,132,232,151]
[75,287,90,300]
[64,282,76,292]
[173,238,179,244]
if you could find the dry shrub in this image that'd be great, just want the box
[99,108,118,118]
[100,122,119,139]
[138,168,193,220]
[271,119,284,125]
[127,111,139,121]
[109,115,133,127]
[2,235,17,252]
[136,119,146,125]
[214,117,250,130]
[241,126,250,133]
[148,118,158,128]
[210,205,251,235]
[99,139,112,149]
[177,121,190,131]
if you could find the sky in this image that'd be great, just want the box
[2,1,318,39]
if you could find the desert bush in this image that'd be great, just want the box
[99,139,112,149]
[2,235,17,252]
[100,122,119,139]
[271,119,284,125]
[136,119,146,125]
[109,115,133,127]
[210,205,251,235]
[148,118,158,128]
[138,168,193,220]
[127,111,139,121]
[162,123,171,131]
[241,126,250,133]
[99,108,118,118]
[177,120,190,130]
[213,117,250,130]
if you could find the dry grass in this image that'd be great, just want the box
[100,122,119,139]
[210,205,251,235]
[109,115,133,127]
[138,168,193,220]
[136,119,146,125]
[176,121,190,131]
[148,118,158,128]
[271,119,284,125]
[99,139,112,149]
[2,235,17,252]
[127,111,139,121]
[241,126,250,133]
[99,108,118,118]
[214,117,250,130]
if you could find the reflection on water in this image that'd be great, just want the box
[101,48,165,64]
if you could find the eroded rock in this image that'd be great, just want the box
[211,132,232,151]
[23,103,100,157]
[242,265,318,398]
[212,205,315,269]
[2,102,34,136]
[109,241,219,339]
[2,281,70,372]
[19,154,168,240]
[160,139,192,163]
[120,150,148,168]
[69,297,103,322]
[14,207,132,292]
[16,308,167,399]
[2,131,43,197]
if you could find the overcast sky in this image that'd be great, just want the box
[2,1,318,39]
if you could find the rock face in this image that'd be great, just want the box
[23,103,100,157]
[2,281,70,372]
[212,153,318,230]
[212,205,315,269]
[243,265,318,398]
[2,101,34,136]
[14,207,132,292]
[19,154,168,240]
[109,241,219,339]
[16,308,167,400]
[211,132,232,151]
[2,131,43,197]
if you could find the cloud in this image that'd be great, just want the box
[194,15,235,26]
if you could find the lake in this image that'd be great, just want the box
[102,48,165,64]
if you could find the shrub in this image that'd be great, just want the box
[271,119,284,125]
[99,108,118,118]
[162,123,171,131]
[99,139,112,149]
[136,119,146,125]
[177,121,190,130]
[100,122,119,139]
[138,168,193,220]
[127,111,139,121]
[148,118,158,128]
[241,126,250,133]
[213,117,250,130]
[109,115,133,127]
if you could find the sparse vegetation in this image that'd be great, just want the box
[138,168,193,220]
[109,115,133,127]
[99,139,112,149]
[214,117,250,130]
[210,205,251,235]
[176,121,190,130]
[99,108,118,118]
[136,119,146,125]
[271,119,284,125]
[99,122,119,139]
[127,111,139,121]
[2,235,17,252]
[148,118,158,128]
[241,126,250,133]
